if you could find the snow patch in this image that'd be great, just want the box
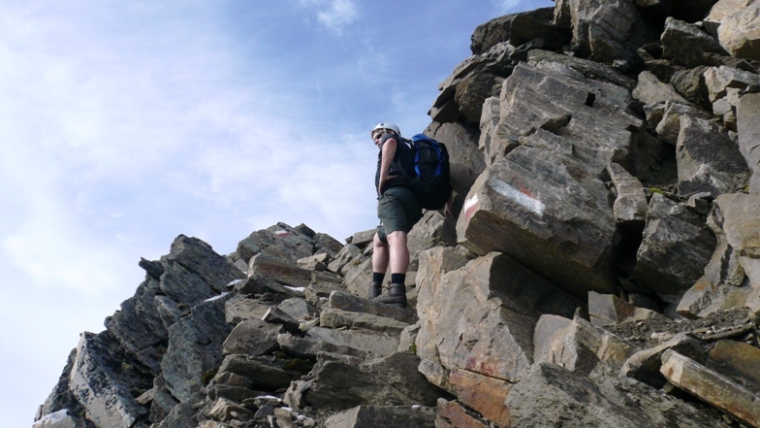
[204,292,230,302]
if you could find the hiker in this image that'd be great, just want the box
[368,122,422,309]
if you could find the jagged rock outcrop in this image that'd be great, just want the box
[36,1,760,427]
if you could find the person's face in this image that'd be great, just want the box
[372,130,385,148]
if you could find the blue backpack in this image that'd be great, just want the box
[396,134,452,210]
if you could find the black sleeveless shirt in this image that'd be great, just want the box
[375,134,414,193]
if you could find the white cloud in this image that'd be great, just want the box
[300,0,359,35]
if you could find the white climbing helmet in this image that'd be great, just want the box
[371,122,401,137]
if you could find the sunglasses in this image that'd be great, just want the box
[372,131,385,141]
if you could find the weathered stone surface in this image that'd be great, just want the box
[671,66,713,109]
[278,326,399,360]
[213,354,303,391]
[313,232,343,256]
[68,332,150,428]
[324,405,436,428]
[320,308,410,334]
[738,93,760,194]
[661,350,760,427]
[527,49,637,90]
[533,313,637,375]
[588,291,667,326]
[443,367,512,426]
[457,147,618,296]
[707,339,760,394]
[326,243,362,274]
[718,2,760,60]
[161,297,231,403]
[416,249,581,392]
[620,333,706,388]
[705,0,755,36]
[32,409,77,428]
[704,65,760,102]
[553,0,651,64]
[654,101,712,145]
[224,293,272,324]
[607,163,648,227]
[162,235,245,297]
[678,193,760,317]
[304,352,444,411]
[506,362,727,427]
[104,278,167,373]
[634,193,717,295]
[676,115,750,196]
[296,253,329,271]
[155,401,195,428]
[222,318,282,356]
[662,17,728,68]
[248,253,313,287]
[327,290,417,324]
[436,399,490,428]
[236,223,316,263]
[633,70,691,104]
[206,397,254,423]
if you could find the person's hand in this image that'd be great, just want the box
[444,199,454,217]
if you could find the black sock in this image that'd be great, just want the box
[391,273,405,285]
[372,272,385,283]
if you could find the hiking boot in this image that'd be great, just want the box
[374,283,407,309]
[368,281,382,300]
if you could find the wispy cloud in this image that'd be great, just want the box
[299,0,359,35]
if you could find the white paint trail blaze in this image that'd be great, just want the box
[463,194,479,222]
[487,177,545,216]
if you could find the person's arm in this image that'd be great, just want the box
[377,137,398,194]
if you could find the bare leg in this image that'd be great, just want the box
[372,232,389,274]
[386,230,409,275]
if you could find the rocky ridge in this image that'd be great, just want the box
[34,0,760,427]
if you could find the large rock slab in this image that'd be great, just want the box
[554,0,655,64]
[678,193,760,317]
[68,332,150,428]
[236,223,316,264]
[319,308,410,334]
[533,313,637,375]
[416,248,579,425]
[158,235,244,307]
[435,399,490,428]
[633,70,691,104]
[718,2,760,60]
[738,93,760,194]
[324,405,436,428]
[277,327,399,360]
[212,354,303,392]
[619,333,706,388]
[105,278,168,373]
[161,296,232,403]
[607,163,648,228]
[661,350,760,427]
[506,362,727,427]
[457,147,618,296]
[417,250,580,383]
[303,352,444,411]
[676,115,750,196]
[661,17,728,67]
[634,193,717,295]
[706,339,760,394]
[221,318,282,356]
[494,62,637,170]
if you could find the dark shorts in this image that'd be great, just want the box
[376,186,422,244]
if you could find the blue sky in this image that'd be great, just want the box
[0,1,552,425]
